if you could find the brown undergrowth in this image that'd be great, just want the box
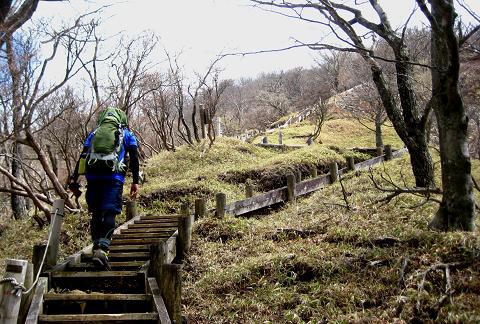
[182,156,480,323]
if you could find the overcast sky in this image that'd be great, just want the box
[35,0,480,80]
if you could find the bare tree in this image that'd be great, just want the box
[418,0,477,231]
[310,98,330,143]
[0,13,97,220]
[138,72,177,152]
[201,73,230,147]
[338,82,388,148]
[251,0,436,188]
[107,32,160,118]
[256,71,292,124]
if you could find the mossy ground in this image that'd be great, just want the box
[0,118,478,323]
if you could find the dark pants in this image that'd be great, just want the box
[86,179,124,250]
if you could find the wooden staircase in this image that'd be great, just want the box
[26,213,184,324]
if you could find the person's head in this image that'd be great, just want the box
[98,107,128,126]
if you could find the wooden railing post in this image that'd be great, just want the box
[177,203,192,262]
[149,242,181,323]
[295,170,302,183]
[194,198,206,220]
[287,173,296,203]
[329,162,339,183]
[278,130,283,145]
[262,136,268,144]
[162,264,182,324]
[0,259,29,323]
[376,146,384,157]
[126,200,137,221]
[32,244,47,276]
[46,199,65,268]
[310,165,317,178]
[216,193,226,219]
[346,156,355,172]
[384,144,393,161]
[245,180,253,198]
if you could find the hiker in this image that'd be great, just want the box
[69,107,140,270]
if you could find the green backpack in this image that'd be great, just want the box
[85,108,128,174]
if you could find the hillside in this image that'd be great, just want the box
[0,118,478,322]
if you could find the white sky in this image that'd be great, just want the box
[34,0,480,80]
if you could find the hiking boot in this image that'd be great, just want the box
[92,249,111,270]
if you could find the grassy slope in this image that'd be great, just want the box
[0,118,478,323]
[185,155,479,323]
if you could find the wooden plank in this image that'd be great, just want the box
[25,277,47,324]
[67,261,146,269]
[128,224,177,229]
[225,187,287,216]
[147,277,171,324]
[113,233,172,239]
[295,174,331,196]
[110,238,168,245]
[137,218,179,223]
[46,200,65,268]
[107,252,150,258]
[38,313,158,322]
[108,244,150,251]
[120,228,175,234]
[51,271,139,278]
[141,214,182,220]
[43,293,149,301]
[355,155,385,171]
[133,220,178,226]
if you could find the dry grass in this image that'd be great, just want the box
[0,118,478,323]
[182,155,480,323]
[254,118,403,148]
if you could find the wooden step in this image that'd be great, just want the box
[52,271,140,278]
[120,228,176,234]
[134,218,178,226]
[39,312,158,322]
[134,219,178,225]
[108,252,150,259]
[128,223,177,229]
[43,293,153,315]
[110,238,169,245]
[113,233,172,239]
[109,245,150,251]
[44,293,150,301]
[140,214,182,220]
[81,252,149,262]
[143,212,181,216]
[50,271,146,294]
[67,261,146,270]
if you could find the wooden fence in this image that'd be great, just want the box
[211,145,407,217]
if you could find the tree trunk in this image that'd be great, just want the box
[407,136,435,188]
[370,64,435,188]
[11,141,27,219]
[374,112,383,149]
[427,0,475,231]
